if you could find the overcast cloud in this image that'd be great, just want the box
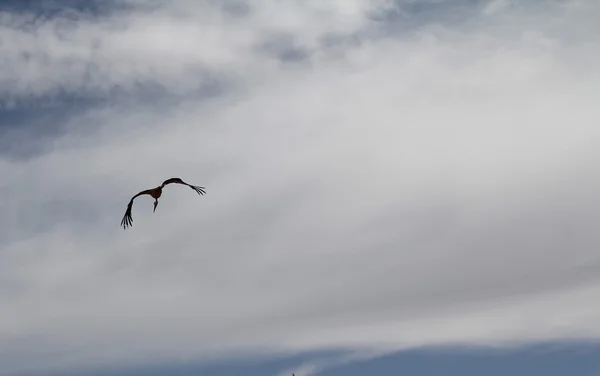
[1,0,600,375]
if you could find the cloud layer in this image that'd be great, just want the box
[1,0,600,375]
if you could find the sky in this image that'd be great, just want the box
[1,0,600,375]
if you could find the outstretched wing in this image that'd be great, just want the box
[121,189,153,229]
[161,177,206,196]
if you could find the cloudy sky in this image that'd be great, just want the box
[1,0,600,375]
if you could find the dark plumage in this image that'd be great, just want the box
[121,177,206,229]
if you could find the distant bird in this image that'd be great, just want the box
[121,177,206,229]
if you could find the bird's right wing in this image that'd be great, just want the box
[162,177,206,196]
[121,189,152,229]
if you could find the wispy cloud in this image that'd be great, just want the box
[278,349,392,376]
[1,0,600,375]
[0,0,393,103]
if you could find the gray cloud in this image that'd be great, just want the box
[1,0,600,375]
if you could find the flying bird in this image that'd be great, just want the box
[121,177,206,229]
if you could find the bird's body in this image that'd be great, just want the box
[146,186,163,200]
[121,177,206,229]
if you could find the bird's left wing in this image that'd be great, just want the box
[121,189,152,229]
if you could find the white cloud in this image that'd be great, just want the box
[482,0,512,16]
[0,0,394,101]
[277,349,391,376]
[1,0,600,375]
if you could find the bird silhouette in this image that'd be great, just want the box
[121,177,206,229]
